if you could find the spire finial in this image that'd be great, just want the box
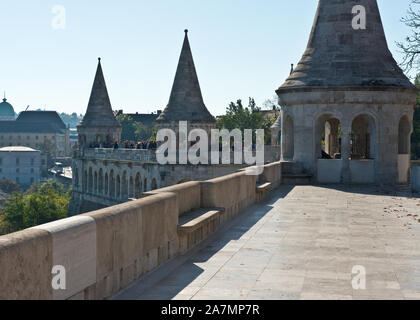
[184,29,188,35]
[2,91,6,103]
[98,57,101,63]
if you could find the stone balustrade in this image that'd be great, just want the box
[0,162,282,300]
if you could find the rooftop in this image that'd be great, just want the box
[0,146,38,152]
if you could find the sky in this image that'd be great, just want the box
[0,0,415,116]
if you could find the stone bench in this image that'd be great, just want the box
[178,208,225,253]
[256,182,273,202]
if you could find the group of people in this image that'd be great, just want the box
[88,140,157,150]
[120,140,157,150]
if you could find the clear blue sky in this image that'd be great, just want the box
[0,0,414,116]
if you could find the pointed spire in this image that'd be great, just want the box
[157,30,215,122]
[79,58,121,127]
[278,0,415,91]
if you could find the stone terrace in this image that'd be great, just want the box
[114,185,420,300]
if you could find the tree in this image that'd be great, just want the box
[397,0,420,73]
[116,114,137,141]
[0,179,22,194]
[0,181,71,235]
[217,98,264,132]
[217,98,272,144]
[134,122,155,141]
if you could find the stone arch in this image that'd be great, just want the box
[129,176,134,198]
[314,114,342,159]
[116,175,121,199]
[83,169,87,192]
[135,173,142,198]
[110,170,115,198]
[88,167,93,193]
[282,114,294,160]
[98,168,104,195]
[151,178,157,190]
[105,172,109,196]
[94,171,98,194]
[351,114,377,159]
[399,115,412,155]
[122,171,128,199]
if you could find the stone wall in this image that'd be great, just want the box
[0,162,282,300]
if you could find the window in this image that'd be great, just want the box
[35,136,39,140]
[0,169,2,173]
[31,168,34,173]
[18,136,21,140]
[27,136,30,140]
[30,177,34,184]
[16,158,20,165]
[9,136,12,140]
[16,177,19,183]
[0,136,3,140]
[16,168,19,173]
[30,158,34,165]
[0,158,2,165]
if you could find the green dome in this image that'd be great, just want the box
[0,98,15,117]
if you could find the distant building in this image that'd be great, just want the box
[0,95,15,121]
[0,146,41,186]
[0,110,70,157]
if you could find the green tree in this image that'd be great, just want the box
[0,181,70,235]
[134,122,155,141]
[116,114,137,141]
[0,179,22,194]
[217,98,272,144]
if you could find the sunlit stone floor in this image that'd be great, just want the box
[114,185,420,300]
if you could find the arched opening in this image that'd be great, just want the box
[83,170,87,192]
[105,173,109,196]
[151,178,157,190]
[398,115,412,184]
[399,115,411,155]
[122,171,128,199]
[98,169,103,195]
[110,170,115,198]
[282,115,294,160]
[88,168,93,193]
[315,115,342,183]
[94,171,98,194]
[135,173,141,198]
[129,176,134,198]
[116,175,121,199]
[315,115,341,159]
[351,114,376,160]
[144,178,148,192]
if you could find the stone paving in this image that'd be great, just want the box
[114,185,420,300]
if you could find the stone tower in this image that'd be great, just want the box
[77,58,122,149]
[276,0,417,185]
[156,30,216,139]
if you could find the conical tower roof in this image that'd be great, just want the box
[157,30,215,122]
[278,0,416,92]
[79,58,121,127]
